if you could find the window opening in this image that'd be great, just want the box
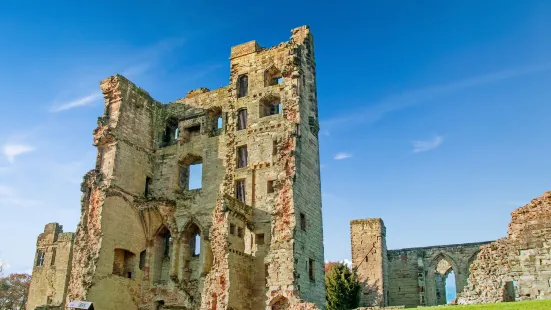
[162,118,178,147]
[237,227,243,238]
[189,163,203,189]
[163,231,172,258]
[139,250,146,270]
[256,233,265,245]
[182,125,201,142]
[300,213,306,231]
[237,75,248,98]
[217,117,223,129]
[236,179,246,203]
[145,177,152,197]
[267,180,275,194]
[112,249,136,279]
[237,109,247,130]
[308,259,315,281]
[260,96,282,117]
[230,224,236,235]
[237,146,247,168]
[191,233,201,256]
[265,66,282,87]
[36,250,45,266]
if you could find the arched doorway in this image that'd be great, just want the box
[433,255,456,305]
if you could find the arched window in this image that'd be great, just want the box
[237,75,248,98]
[237,108,247,130]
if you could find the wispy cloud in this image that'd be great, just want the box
[412,135,444,153]
[334,152,353,160]
[50,92,102,112]
[3,143,35,163]
[49,37,185,113]
[322,62,551,127]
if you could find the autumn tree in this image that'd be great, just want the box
[325,262,360,310]
[0,273,31,310]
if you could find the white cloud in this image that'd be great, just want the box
[341,259,352,268]
[412,135,444,153]
[334,152,353,160]
[50,92,102,112]
[3,143,35,163]
[322,62,551,127]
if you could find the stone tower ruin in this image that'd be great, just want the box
[27,25,325,310]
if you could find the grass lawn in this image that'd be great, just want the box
[421,300,551,309]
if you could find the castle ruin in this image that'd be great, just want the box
[27,26,325,310]
[351,191,551,308]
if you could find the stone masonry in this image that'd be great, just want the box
[458,191,551,304]
[352,190,551,308]
[350,219,491,308]
[27,26,325,310]
[26,223,75,310]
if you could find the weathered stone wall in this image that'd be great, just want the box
[27,223,74,310]
[350,219,388,307]
[350,218,492,308]
[387,241,490,307]
[27,26,325,310]
[459,191,551,304]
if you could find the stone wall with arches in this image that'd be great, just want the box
[351,218,492,308]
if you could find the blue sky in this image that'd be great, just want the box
[1,1,551,274]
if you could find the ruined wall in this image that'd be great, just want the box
[27,223,74,310]
[65,75,162,310]
[350,219,388,307]
[387,241,491,307]
[350,218,492,308]
[459,191,551,304]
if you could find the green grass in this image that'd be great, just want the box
[421,300,551,310]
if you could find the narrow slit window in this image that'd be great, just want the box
[36,250,45,266]
[230,223,236,235]
[145,177,152,197]
[267,180,275,194]
[300,213,306,231]
[308,259,315,281]
[237,146,247,168]
[191,233,201,256]
[236,179,246,203]
[237,109,247,131]
[217,117,223,129]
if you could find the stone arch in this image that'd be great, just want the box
[180,219,207,280]
[465,250,480,280]
[426,252,461,306]
[151,225,172,283]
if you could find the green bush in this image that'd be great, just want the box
[325,262,361,310]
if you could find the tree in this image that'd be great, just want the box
[0,273,31,310]
[325,262,360,310]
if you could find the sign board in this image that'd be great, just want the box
[68,301,94,310]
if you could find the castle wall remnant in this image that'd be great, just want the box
[26,223,75,310]
[27,26,325,310]
[352,191,551,308]
[351,219,491,308]
[459,191,551,304]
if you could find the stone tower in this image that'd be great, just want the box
[350,218,388,307]
[26,223,74,310]
[60,26,324,310]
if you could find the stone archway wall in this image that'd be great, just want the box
[386,241,493,308]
